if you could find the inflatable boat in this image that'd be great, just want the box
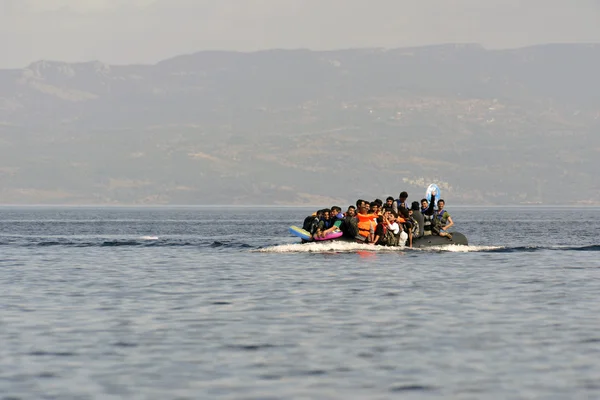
[411,232,468,248]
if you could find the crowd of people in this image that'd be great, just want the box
[301,191,454,248]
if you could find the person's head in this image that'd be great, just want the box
[437,199,445,209]
[370,202,379,213]
[346,206,356,216]
[399,191,408,201]
[322,208,331,219]
[421,198,429,209]
[376,216,384,224]
[374,198,383,207]
[388,211,396,222]
[400,208,410,219]
[356,200,369,213]
[385,196,394,206]
[331,206,343,219]
[411,201,420,211]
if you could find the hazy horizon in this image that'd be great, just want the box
[9,41,600,69]
[2,1,599,206]
[2,0,600,68]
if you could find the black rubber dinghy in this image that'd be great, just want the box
[411,232,468,248]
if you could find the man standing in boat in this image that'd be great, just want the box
[392,191,409,214]
[422,192,436,236]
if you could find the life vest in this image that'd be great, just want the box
[430,209,449,235]
[407,217,419,237]
[423,214,433,236]
[435,209,450,225]
[356,213,374,238]
[382,227,399,246]
[396,199,407,211]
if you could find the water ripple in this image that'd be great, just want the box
[1,206,600,398]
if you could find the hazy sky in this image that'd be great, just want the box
[1,0,599,68]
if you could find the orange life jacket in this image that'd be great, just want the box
[356,213,374,237]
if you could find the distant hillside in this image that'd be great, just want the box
[1,44,599,205]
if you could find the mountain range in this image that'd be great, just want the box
[1,43,599,205]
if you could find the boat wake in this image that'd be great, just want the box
[1,236,597,253]
[257,243,600,254]
[140,236,159,240]
[417,244,504,253]
[255,242,492,253]
[255,241,402,253]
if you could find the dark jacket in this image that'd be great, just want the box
[411,210,425,238]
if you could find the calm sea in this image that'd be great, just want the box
[1,206,599,399]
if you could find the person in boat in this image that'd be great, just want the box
[410,201,425,238]
[399,207,416,247]
[372,215,386,245]
[372,211,395,246]
[314,208,334,239]
[392,191,409,214]
[356,200,375,243]
[342,205,358,238]
[356,199,369,213]
[345,205,356,217]
[405,207,421,247]
[382,196,395,213]
[370,201,381,217]
[420,198,429,213]
[341,205,358,238]
[422,195,436,236]
[302,209,323,236]
[330,206,344,227]
[318,206,344,237]
[432,199,453,239]
[383,211,401,246]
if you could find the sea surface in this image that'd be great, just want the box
[1,206,599,399]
